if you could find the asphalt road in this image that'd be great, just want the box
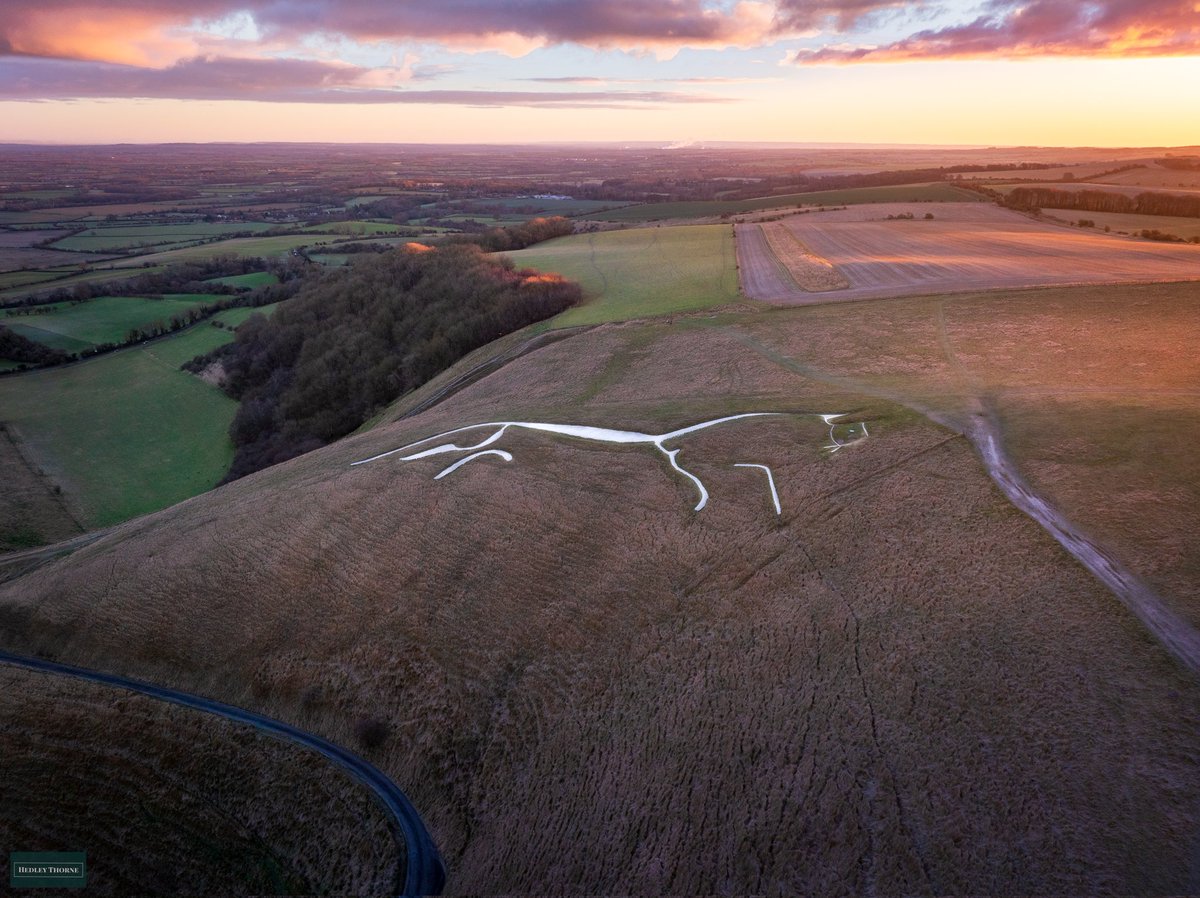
[0,650,446,896]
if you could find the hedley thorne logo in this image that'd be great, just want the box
[9,852,87,889]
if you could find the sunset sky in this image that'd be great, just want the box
[1,0,1197,145]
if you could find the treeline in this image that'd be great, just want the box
[1159,157,1200,171]
[0,256,303,310]
[443,216,575,251]
[189,243,581,480]
[0,325,69,368]
[321,217,574,256]
[561,163,1064,205]
[1003,186,1200,218]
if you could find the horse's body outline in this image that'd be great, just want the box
[352,412,867,513]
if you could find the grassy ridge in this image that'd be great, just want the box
[593,183,982,222]
[505,224,742,326]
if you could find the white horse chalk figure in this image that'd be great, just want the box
[352,413,868,514]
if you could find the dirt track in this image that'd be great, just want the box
[737,203,1200,304]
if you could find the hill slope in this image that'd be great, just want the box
[2,292,1199,894]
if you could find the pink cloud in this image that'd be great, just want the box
[795,0,1200,62]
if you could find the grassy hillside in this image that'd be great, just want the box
[592,183,982,222]
[3,282,1198,894]
[505,224,742,326]
[0,324,238,528]
[732,280,1200,627]
[0,666,399,896]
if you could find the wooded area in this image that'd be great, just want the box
[196,243,580,479]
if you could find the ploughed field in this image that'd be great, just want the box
[737,203,1200,303]
[3,288,1200,894]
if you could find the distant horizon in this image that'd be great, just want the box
[1,2,1197,146]
[2,140,1198,152]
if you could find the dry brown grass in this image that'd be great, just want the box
[2,296,1199,894]
[0,666,400,896]
[759,222,850,292]
[735,279,1200,632]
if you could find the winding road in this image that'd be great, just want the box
[0,650,446,897]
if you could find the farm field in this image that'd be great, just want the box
[592,183,981,222]
[107,234,319,267]
[299,221,410,235]
[0,246,106,270]
[975,163,1200,191]
[435,197,625,218]
[212,302,281,327]
[1099,165,1200,189]
[0,323,238,528]
[4,295,218,351]
[205,271,280,289]
[310,253,351,266]
[757,221,849,291]
[0,228,72,247]
[0,667,399,895]
[1043,208,1200,240]
[505,224,742,326]
[0,270,72,290]
[737,202,1200,303]
[989,180,1200,199]
[3,289,1199,894]
[0,267,167,303]
[50,222,277,253]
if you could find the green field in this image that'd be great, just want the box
[506,224,742,326]
[310,254,351,267]
[0,267,167,303]
[299,221,408,235]
[455,197,625,217]
[212,302,280,327]
[0,269,71,290]
[0,324,238,527]
[205,271,280,289]
[593,183,983,222]
[1043,208,1200,240]
[109,235,318,268]
[52,221,278,253]
[4,295,218,350]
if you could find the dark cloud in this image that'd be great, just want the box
[772,0,930,32]
[795,0,1200,62]
[0,55,735,106]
